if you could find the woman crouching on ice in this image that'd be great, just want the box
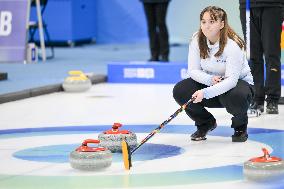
[173,6,254,142]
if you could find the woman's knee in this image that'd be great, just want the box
[220,89,250,114]
[173,80,186,104]
[173,78,197,105]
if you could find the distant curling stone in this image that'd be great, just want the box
[62,70,92,92]
[244,148,284,181]
[98,123,138,153]
[70,139,112,171]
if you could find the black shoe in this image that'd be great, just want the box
[247,102,264,116]
[266,101,279,114]
[191,123,217,141]
[232,130,248,142]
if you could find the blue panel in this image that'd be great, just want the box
[30,0,147,44]
[71,0,96,40]
[108,62,284,85]
[30,0,96,42]
[107,61,187,83]
[44,0,72,40]
[96,0,147,43]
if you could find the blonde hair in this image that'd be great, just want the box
[198,6,245,59]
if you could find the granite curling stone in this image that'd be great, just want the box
[70,139,112,171]
[62,70,92,92]
[98,123,138,153]
[244,148,284,181]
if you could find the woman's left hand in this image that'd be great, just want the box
[192,90,204,103]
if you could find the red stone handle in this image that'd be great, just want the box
[249,148,282,162]
[112,123,122,130]
[76,139,105,152]
[82,139,100,146]
[262,148,270,159]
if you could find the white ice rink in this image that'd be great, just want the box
[0,83,284,189]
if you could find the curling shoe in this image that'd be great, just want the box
[191,122,217,141]
[232,130,248,142]
[266,101,278,114]
[249,102,264,113]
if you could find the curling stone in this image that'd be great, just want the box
[69,139,112,171]
[98,123,138,153]
[62,70,92,92]
[243,148,284,181]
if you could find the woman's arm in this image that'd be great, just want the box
[201,42,244,99]
[188,38,214,86]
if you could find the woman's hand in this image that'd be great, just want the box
[212,76,222,85]
[192,90,204,103]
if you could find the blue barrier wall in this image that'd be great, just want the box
[108,62,284,85]
[96,0,147,44]
[108,61,188,84]
[30,0,97,43]
[30,0,280,48]
[31,0,147,44]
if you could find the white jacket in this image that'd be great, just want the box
[188,35,254,99]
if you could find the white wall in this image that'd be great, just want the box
[167,0,242,44]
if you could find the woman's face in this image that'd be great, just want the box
[200,11,224,43]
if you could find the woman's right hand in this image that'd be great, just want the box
[212,76,222,85]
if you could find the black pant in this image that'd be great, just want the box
[173,78,254,130]
[240,7,282,104]
[143,2,169,59]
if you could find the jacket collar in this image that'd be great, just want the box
[206,38,219,49]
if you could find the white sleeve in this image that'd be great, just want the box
[201,43,243,99]
[188,37,213,86]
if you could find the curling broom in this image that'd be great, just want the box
[121,97,195,170]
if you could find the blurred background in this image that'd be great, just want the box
[28,0,243,45]
[0,0,283,101]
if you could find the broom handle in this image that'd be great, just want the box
[130,76,226,155]
[130,98,194,155]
